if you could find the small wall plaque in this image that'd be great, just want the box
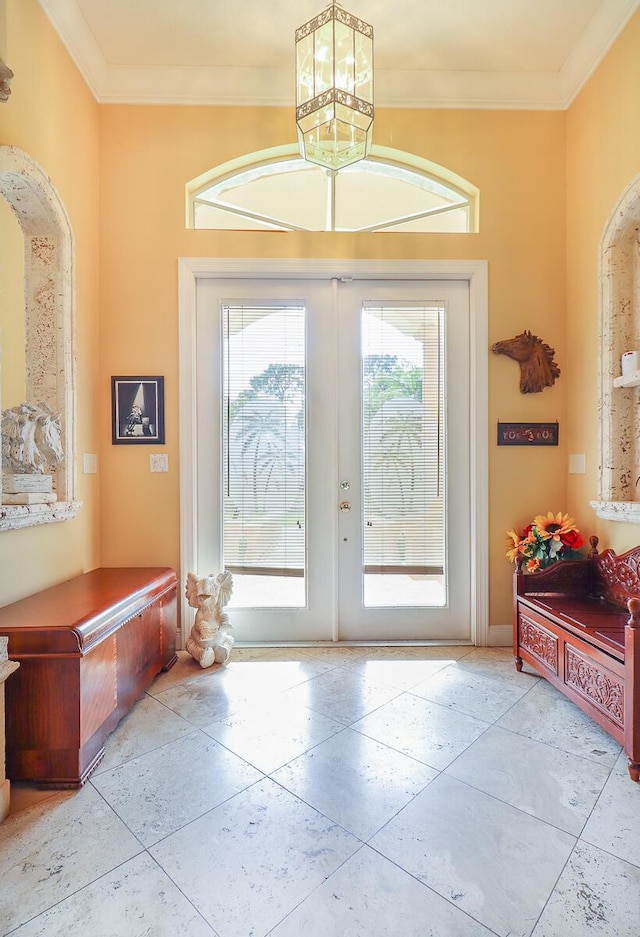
[497,421,559,446]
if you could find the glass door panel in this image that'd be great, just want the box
[361,303,445,608]
[222,304,306,608]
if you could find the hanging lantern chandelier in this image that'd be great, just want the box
[295,2,374,171]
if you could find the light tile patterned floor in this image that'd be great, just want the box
[3,646,640,936]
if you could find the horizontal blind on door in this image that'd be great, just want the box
[222,304,306,577]
[362,304,445,574]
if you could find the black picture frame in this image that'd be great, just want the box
[111,376,165,445]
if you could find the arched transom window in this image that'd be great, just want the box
[187,146,478,233]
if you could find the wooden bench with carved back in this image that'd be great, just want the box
[514,536,640,781]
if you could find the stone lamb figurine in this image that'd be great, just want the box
[185,570,234,668]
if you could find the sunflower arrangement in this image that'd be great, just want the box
[506,512,584,573]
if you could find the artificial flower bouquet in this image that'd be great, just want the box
[506,511,584,573]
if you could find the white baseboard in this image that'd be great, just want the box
[487,624,511,647]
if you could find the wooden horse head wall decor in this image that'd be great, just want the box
[492,330,561,394]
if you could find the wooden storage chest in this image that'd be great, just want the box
[0,567,177,787]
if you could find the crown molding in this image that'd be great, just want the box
[88,65,568,110]
[98,65,293,107]
[39,0,107,98]
[39,0,640,110]
[559,0,640,107]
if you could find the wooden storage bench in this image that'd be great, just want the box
[514,537,640,781]
[0,567,177,787]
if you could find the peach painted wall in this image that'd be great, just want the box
[0,5,635,633]
[99,104,567,628]
[0,0,584,630]
[566,9,640,554]
[0,0,100,605]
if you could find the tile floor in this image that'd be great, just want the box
[2,645,640,936]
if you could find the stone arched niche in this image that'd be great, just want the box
[0,146,80,530]
[592,173,640,522]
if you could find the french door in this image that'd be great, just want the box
[194,276,471,643]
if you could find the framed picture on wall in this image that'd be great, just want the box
[111,376,165,445]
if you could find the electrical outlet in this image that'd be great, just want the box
[83,453,98,474]
[150,454,169,473]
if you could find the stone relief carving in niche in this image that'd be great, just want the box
[0,146,80,530]
[1,403,63,475]
[492,330,561,393]
[592,173,640,523]
[1,403,63,506]
[0,60,12,103]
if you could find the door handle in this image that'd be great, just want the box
[339,501,351,513]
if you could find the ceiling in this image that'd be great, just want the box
[39,0,639,109]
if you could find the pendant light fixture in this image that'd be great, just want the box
[295,2,374,171]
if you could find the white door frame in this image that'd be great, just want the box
[178,258,489,646]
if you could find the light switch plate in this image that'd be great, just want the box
[83,453,98,474]
[150,453,169,473]
[569,453,586,474]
